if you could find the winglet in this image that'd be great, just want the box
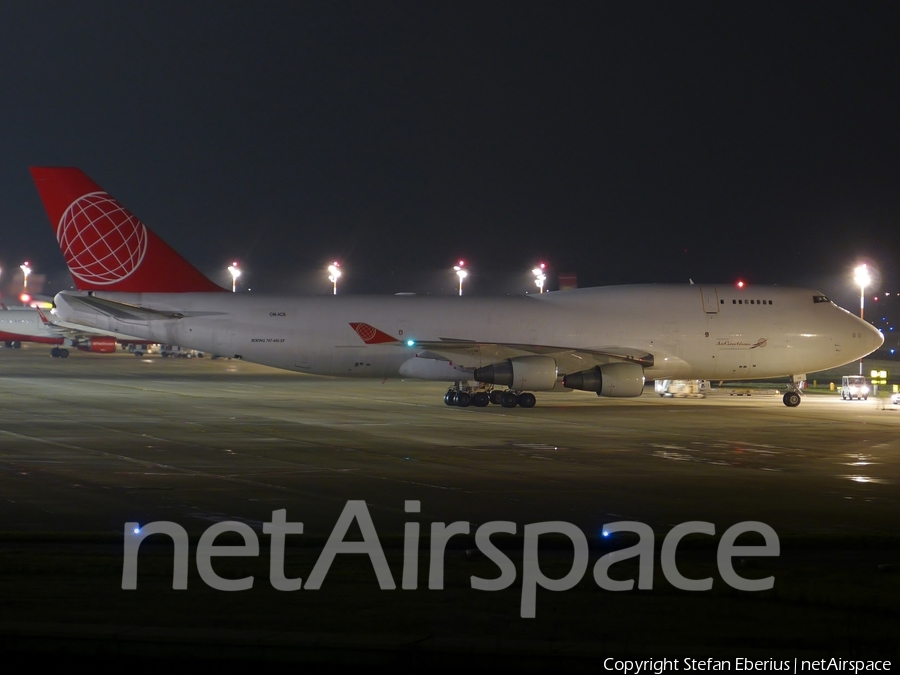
[30,167,225,293]
[349,322,400,344]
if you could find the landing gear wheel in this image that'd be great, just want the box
[863,395,868,401]
[12,341,21,349]
[517,392,536,408]
[444,391,457,406]
[455,392,471,407]
[500,391,519,408]
[50,347,60,358]
[471,391,490,407]
[489,391,503,405]
[60,349,69,358]
[783,391,801,407]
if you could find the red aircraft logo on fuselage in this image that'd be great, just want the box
[349,323,399,344]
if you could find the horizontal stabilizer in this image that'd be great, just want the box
[59,294,186,322]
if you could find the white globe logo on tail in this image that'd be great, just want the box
[57,192,148,285]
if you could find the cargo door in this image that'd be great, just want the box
[699,287,720,313]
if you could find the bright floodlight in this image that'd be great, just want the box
[20,262,31,289]
[453,260,468,296]
[532,263,547,293]
[227,262,241,293]
[328,262,341,295]
[854,263,872,375]
[854,264,871,291]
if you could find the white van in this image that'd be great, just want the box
[841,375,869,401]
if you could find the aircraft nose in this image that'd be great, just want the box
[864,320,884,354]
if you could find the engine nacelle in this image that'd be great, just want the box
[78,336,118,354]
[562,361,645,397]
[473,356,558,391]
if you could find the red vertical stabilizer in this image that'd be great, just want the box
[30,167,224,293]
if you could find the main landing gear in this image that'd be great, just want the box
[444,385,537,409]
[50,346,70,358]
[781,374,806,407]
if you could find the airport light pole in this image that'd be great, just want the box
[20,262,31,290]
[532,263,547,293]
[854,263,871,375]
[328,262,341,295]
[228,262,241,293]
[454,261,468,296]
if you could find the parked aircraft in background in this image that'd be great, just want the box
[0,305,150,357]
[31,167,883,407]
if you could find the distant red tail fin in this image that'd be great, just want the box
[30,167,224,293]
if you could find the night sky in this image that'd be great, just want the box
[1,2,898,307]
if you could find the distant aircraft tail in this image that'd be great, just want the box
[30,167,224,293]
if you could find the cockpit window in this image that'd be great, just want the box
[813,295,830,303]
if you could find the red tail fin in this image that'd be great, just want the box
[30,167,224,293]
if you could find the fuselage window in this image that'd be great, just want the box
[733,299,736,304]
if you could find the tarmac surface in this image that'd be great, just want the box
[0,346,898,667]
[1,346,897,536]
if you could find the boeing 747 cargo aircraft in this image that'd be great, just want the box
[31,167,883,407]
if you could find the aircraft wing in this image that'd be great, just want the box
[408,338,654,372]
[347,322,655,373]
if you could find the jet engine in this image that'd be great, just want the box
[562,361,645,397]
[473,356,558,391]
[78,336,118,354]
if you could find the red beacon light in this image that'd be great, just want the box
[736,280,745,289]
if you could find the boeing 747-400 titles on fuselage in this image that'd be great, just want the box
[30,167,882,407]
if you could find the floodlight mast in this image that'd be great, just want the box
[328,262,341,295]
[454,261,467,296]
[227,262,241,293]
[854,264,872,375]
[532,263,546,293]
[20,262,32,290]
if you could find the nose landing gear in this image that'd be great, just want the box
[782,391,801,407]
[781,374,806,407]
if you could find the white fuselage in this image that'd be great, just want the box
[52,284,882,384]
[0,307,57,341]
